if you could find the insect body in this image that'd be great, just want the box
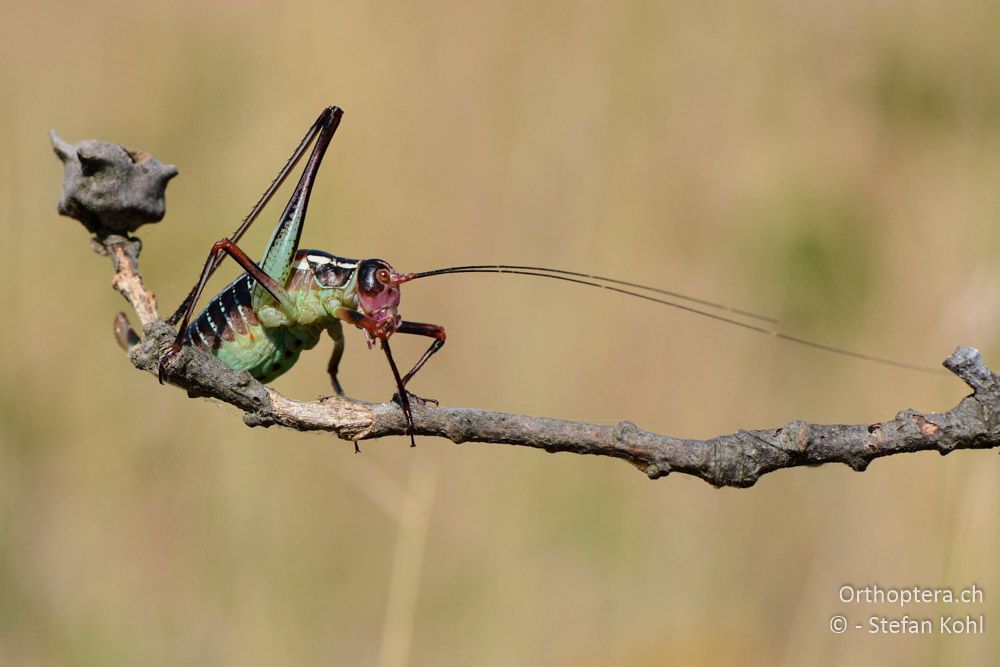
[182,251,348,383]
[159,106,939,448]
[161,107,442,445]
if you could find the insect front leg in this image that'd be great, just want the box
[380,336,416,447]
[394,321,447,406]
[334,307,418,446]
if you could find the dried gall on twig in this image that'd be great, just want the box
[52,130,177,237]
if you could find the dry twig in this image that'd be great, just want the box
[52,132,1000,487]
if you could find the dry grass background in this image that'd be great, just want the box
[1,0,999,664]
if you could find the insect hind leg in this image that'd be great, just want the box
[158,238,292,383]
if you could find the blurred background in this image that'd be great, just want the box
[2,0,999,664]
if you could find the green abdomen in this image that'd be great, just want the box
[214,323,324,383]
[183,261,352,384]
[183,273,328,383]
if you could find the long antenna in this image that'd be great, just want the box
[416,264,778,324]
[408,265,944,375]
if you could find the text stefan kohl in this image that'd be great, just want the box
[867,615,984,635]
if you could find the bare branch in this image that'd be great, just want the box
[53,133,1000,487]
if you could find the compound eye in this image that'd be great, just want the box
[376,268,391,285]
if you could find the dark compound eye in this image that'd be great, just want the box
[376,268,391,284]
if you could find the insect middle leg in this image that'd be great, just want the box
[326,322,346,396]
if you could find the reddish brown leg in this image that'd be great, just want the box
[335,308,417,446]
[395,321,446,406]
[397,321,446,386]
[381,338,417,447]
[168,107,343,325]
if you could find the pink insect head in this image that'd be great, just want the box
[356,259,416,348]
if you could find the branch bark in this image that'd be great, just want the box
[53,132,1000,487]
